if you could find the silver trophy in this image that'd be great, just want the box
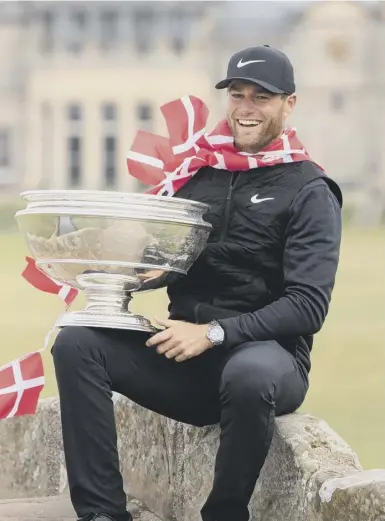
[15,190,212,333]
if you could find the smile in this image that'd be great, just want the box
[237,119,261,127]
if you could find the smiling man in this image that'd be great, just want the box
[219,45,297,154]
[51,46,343,521]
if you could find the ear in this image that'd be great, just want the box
[283,94,296,119]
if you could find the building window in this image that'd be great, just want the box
[68,136,82,187]
[68,9,87,54]
[330,91,345,111]
[138,103,152,121]
[169,11,188,55]
[137,103,153,131]
[100,10,118,50]
[67,103,82,121]
[102,103,116,121]
[133,10,154,53]
[41,10,54,53]
[0,129,11,167]
[103,136,117,188]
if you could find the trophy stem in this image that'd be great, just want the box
[55,272,157,333]
[78,273,140,314]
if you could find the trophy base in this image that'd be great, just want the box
[56,310,157,333]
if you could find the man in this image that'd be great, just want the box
[52,45,342,521]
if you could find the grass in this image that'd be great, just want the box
[0,228,384,470]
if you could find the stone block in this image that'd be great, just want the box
[318,469,385,521]
[1,395,384,521]
[0,397,66,499]
[114,396,363,521]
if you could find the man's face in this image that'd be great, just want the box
[226,81,296,153]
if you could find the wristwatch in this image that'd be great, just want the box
[207,320,225,346]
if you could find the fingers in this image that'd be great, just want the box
[145,317,179,347]
[145,317,195,362]
[156,339,180,355]
[175,352,191,363]
[154,316,176,329]
[159,344,193,362]
[137,269,164,281]
[146,327,172,347]
[162,345,184,359]
[148,335,196,363]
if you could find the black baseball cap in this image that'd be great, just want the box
[215,45,296,95]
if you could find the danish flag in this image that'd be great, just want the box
[22,256,78,306]
[0,352,45,419]
[0,257,77,419]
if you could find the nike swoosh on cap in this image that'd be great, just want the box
[237,59,266,68]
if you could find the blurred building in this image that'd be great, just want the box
[0,1,384,220]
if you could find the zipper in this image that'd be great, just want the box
[220,171,239,242]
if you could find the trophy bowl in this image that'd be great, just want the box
[15,190,212,333]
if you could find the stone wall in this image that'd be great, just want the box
[0,396,384,521]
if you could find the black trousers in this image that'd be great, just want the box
[51,326,308,521]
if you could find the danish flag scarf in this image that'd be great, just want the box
[9,94,316,420]
[126,95,315,196]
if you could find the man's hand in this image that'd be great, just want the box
[146,317,213,362]
[137,269,164,282]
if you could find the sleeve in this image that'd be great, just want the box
[137,272,169,292]
[217,179,342,349]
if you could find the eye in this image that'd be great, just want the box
[230,92,243,99]
[255,95,269,101]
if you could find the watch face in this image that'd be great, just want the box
[210,325,224,343]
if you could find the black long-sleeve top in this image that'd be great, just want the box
[218,178,342,349]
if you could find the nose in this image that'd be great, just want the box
[239,96,257,115]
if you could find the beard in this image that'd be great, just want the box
[228,110,284,154]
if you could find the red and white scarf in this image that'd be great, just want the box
[126,95,315,196]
